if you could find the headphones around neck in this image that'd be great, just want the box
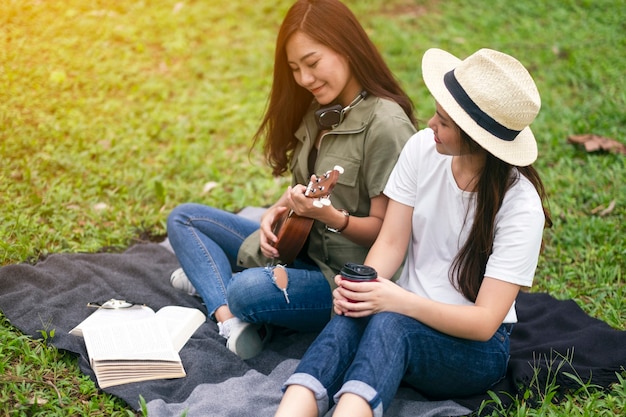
[315,90,368,130]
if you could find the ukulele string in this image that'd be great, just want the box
[269,167,342,301]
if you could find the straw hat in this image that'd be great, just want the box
[422,48,540,166]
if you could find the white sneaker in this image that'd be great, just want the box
[219,317,271,360]
[170,268,198,296]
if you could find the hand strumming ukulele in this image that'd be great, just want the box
[271,165,344,264]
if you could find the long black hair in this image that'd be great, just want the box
[450,131,552,302]
[252,0,416,176]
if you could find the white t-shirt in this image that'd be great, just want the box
[384,129,545,322]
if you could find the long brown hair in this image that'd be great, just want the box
[252,0,416,176]
[450,131,553,302]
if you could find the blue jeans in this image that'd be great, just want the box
[166,203,333,331]
[284,313,511,417]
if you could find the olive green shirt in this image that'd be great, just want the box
[237,96,416,288]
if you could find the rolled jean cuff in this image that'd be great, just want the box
[334,380,383,417]
[282,373,329,417]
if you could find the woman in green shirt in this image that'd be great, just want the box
[166,0,417,359]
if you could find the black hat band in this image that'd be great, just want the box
[444,70,521,141]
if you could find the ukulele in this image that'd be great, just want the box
[271,165,344,264]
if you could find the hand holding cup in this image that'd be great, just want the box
[339,263,378,303]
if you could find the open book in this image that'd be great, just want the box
[70,304,206,388]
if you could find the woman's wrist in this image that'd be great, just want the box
[327,209,350,233]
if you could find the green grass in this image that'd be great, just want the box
[1,0,624,415]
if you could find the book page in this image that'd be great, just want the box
[155,306,206,352]
[82,317,180,362]
[92,362,186,388]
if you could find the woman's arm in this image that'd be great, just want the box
[258,187,294,258]
[328,193,388,247]
[260,183,389,256]
[332,199,412,314]
[363,198,413,277]
[289,185,390,248]
[397,278,519,340]
[333,199,520,341]
[336,275,520,341]
[260,179,389,256]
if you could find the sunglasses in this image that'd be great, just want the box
[86,298,144,309]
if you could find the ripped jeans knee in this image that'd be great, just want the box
[269,264,291,304]
[226,263,333,332]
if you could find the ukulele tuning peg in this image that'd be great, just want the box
[313,200,324,208]
[333,165,345,174]
[319,197,331,206]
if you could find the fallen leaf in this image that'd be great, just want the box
[202,181,219,194]
[600,200,616,217]
[27,396,48,405]
[590,200,616,216]
[567,134,626,155]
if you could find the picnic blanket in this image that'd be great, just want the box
[1,241,625,416]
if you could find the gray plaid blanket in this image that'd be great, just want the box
[1,239,623,416]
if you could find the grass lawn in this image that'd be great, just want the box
[1,0,624,415]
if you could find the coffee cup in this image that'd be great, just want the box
[340,263,377,302]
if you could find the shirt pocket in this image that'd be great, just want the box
[318,155,361,213]
[318,153,360,187]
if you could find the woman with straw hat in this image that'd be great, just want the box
[275,48,552,417]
